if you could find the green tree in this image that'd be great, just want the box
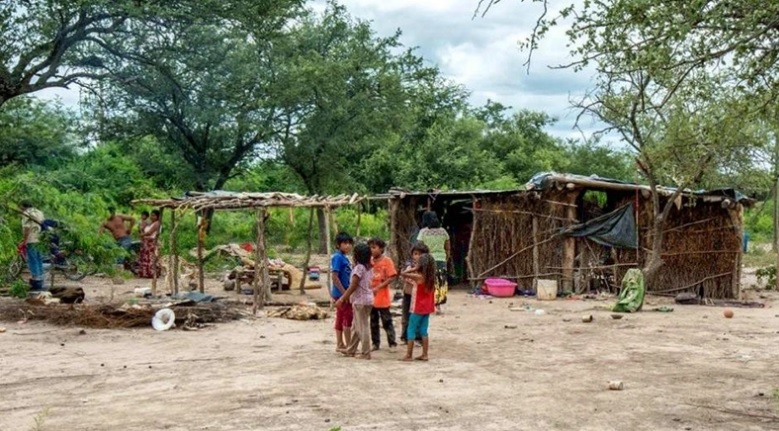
[0,97,79,167]
[85,2,300,191]
[1,0,289,107]
[364,113,505,192]
[562,138,635,181]
[275,2,463,250]
[576,70,761,283]
[477,0,769,284]
[475,101,571,183]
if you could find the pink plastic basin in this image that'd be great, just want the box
[484,278,517,297]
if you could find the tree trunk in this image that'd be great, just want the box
[317,208,328,254]
[774,176,779,252]
[642,217,665,288]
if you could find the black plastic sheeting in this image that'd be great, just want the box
[561,204,637,249]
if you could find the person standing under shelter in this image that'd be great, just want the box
[416,210,450,314]
[20,201,45,291]
[99,207,135,252]
[138,210,150,237]
[138,209,161,278]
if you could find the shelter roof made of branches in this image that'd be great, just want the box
[378,172,754,206]
[133,191,364,211]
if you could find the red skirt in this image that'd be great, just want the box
[138,238,158,278]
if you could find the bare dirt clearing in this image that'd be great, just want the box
[1,284,778,431]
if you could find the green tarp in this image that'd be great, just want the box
[612,268,645,313]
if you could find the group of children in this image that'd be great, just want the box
[330,233,438,361]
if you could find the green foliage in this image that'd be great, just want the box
[563,139,635,181]
[0,170,124,270]
[278,2,450,195]
[366,114,505,191]
[48,143,162,205]
[755,265,776,289]
[9,279,28,298]
[0,97,80,167]
[744,201,774,243]
[223,162,306,194]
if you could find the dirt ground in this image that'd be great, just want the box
[2,267,779,431]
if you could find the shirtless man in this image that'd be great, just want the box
[99,207,136,251]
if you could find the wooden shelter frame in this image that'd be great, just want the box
[381,174,751,299]
[133,192,364,313]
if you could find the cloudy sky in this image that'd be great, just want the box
[38,0,598,140]
[321,0,598,139]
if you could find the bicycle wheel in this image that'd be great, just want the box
[3,257,23,284]
[63,254,97,281]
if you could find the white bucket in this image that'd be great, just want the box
[537,279,558,300]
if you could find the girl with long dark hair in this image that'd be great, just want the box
[336,242,374,359]
[416,210,450,313]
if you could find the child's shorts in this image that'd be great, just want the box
[334,301,354,330]
[406,313,430,340]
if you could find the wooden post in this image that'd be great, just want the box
[562,200,577,292]
[253,208,262,313]
[532,216,540,291]
[258,208,272,309]
[197,214,206,294]
[331,209,338,237]
[324,206,332,256]
[388,198,398,264]
[733,205,745,298]
[151,243,158,297]
[466,198,478,286]
[355,202,362,239]
[171,209,179,296]
[299,207,315,295]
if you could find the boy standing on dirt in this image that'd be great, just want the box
[368,237,398,351]
[20,201,45,291]
[331,232,354,352]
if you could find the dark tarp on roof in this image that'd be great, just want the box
[561,203,637,249]
[527,172,753,205]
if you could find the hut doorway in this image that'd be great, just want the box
[435,199,473,285]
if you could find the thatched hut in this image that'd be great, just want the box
[383,173,752,299]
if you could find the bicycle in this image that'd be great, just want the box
[4,241,97,284]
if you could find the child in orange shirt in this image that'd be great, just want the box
[368,238,398,352]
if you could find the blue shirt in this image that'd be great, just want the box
[330,251,352,299]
